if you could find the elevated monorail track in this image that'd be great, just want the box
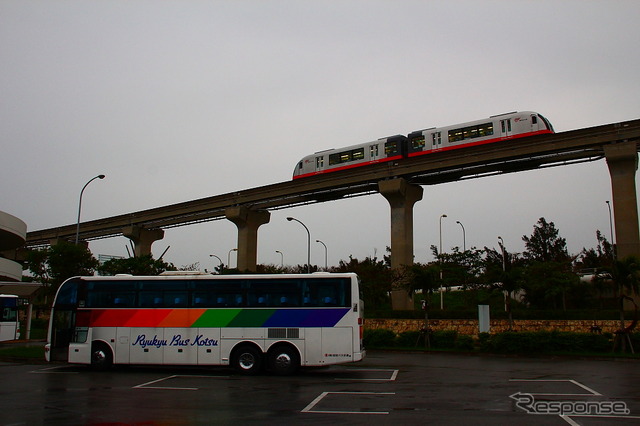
[25,119,640,247]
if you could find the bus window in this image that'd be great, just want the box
[86,281,136,308]
[304,278,351,307]
[247,279,302,307]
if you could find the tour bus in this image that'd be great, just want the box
[0,294,20,342]
[45,273,365,375]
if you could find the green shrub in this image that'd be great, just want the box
[483,331,612,354]
[455,334,474,351]
[431,330,458,349]
[363,328,396,347]
[396,331,423,347]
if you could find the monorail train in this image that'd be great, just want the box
[292,111,554,179]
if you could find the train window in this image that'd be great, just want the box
[449,123,493,142]
[385,140,399,156]
[532,115,538,125]
[370,145,379,157]
[329,148,365,165]
[411,135,425,150]
[316,156,324,168]
[432,132,442,146]
[329,152,342,165]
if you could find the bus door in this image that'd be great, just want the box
[500,118,512,138]
[49,308,76,361]
[48,280,80,361]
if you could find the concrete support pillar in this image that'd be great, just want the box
[122,225,165,257]
[379,178,424,310]
[225,206,271,272]
[605,141,640,258]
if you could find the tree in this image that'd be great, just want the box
[481,245,524,329]
[579,230,614,270]
[24,241,99,301]
[97,255,175,276]
[332,255,392,311]
[521,217,577,310]
[596,255,640,351]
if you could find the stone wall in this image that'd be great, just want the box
[365,318,622,335]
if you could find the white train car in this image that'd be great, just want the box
[407,111,554,157]
[292,111,554,179]
[293,135,407,180]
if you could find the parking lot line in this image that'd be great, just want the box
[30,366,79,374]
[335,368,399,382]
[301,391,396,415]
[133,374,229,390]
[509,379,602,396]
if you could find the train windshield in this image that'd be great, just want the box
[538,114,555,132]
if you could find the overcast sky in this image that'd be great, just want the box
[2,1,639,271]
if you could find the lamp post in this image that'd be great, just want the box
[287,217,310,273]
[209,254,223,273]
[275,250,284,268]
[497,236,506,272]
[439,214,447,310]
[456,220,466,252]
[228,248,237,269]
[316,240,327,270]
[75,174,105,244]
[605,200,615,249]
[498,236,508,313]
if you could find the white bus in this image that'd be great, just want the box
[0,294,20,342]
[45,273,365,375]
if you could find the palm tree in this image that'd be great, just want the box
[597,256,640,352]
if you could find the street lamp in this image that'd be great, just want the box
[209,254,223,273]
[605,200,614,247]
[228,248,237,269]
[75,174,105,244]
[439,214,447,310]
[287,217,310,273]
[316,240,327,270]
[275,250,284,268]
[456,220,466,252]
[497,236,506,272]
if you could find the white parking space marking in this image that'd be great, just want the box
[134,374,229,390]
[335,368,399,382]
[30,366,79,374]
[301,391,396,415]
[509,379,602,396]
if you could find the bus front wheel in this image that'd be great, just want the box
[90,342,113,370]
[232,345,263,375]
[268,344,300,376]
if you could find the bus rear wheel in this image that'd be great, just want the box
[232,345,263,375]
[90,342,113,370]
[268,345,300,376]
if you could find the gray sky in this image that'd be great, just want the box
[2,1,639,271]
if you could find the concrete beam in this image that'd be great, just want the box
[225,206,271,272]
[605,141,640,258]
[122,225,165,257]
[379,178,424,310]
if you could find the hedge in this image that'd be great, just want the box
[364,328,640,355]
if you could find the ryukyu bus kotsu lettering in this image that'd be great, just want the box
[133,334,218,349]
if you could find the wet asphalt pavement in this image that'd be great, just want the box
[1,349,639,425]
